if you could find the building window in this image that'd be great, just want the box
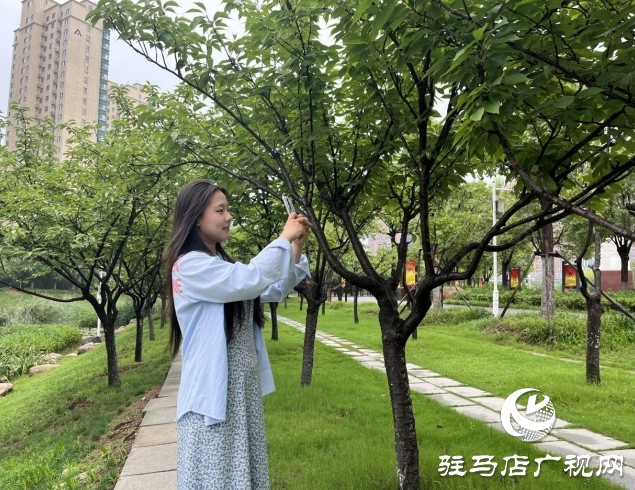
[61,71,65,77]
[84,77,88,83]
[46,85,49,90]
[52,13,55,18]
[83,98,87,105]
[82,108,86,115]
[86,46,89,53]
[84,66,88,73]
[64,29,68,35]
[47,74,50,80]
[48,53,52,59]
[65,19,69,25]
[57,136,61,143]
[48,64,51,69]
[58,114,62,121]
[60,93,63,99]
[46,95,49,101]
[63,39,67,45]
[85,56,89,63]
[83,87,87,94]
[62,61,66,67]
[63,49,66,56]
[60,82,64,88]
[59,104,63,110]
[46,16,49,21]
[45,106,48,112]
[66,8,70,14]
[87,35,90,42]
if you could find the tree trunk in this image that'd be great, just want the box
[585,295,603,384]
[381,315,420,489]
[102,318,120,387]
[540,221,555,333]
[337,278,343,301]
[353,285,359,324]
[300,303,320,386]
[135,312,143,362]
[160,295,166,328]
[615,239,632,292]
[146,300,155,341]
[432,285,443,311]
[466,276,472,287]
[270,302,279,341]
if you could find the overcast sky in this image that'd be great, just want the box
[0,0,242,116]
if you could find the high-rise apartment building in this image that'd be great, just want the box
[106,81,147,130]
[5,0,110,158]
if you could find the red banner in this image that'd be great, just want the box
[510,267,521,290]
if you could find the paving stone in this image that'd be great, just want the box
[444,386,490,397]
[157,384,179,398]
[599,449,635,469]
[408,369,441,377]
[334,347,350,352]
[453,404,500,423]
[406,362,421,370]
[424,377,463,387]
[119,443,177,476]
[427,393,475,407]
[534,440,600,465]
[132,424,177,448]
[114,470,177,490]
[409,382,446,395]
[472,396,508,412]
[161,378,180,388]
[354,355,378,362]
[344,351,365,356]
[320,341,341,346]
[551,428,628,452]
[554,418,570,428]
[143,396,177,413]
[140,406,176,427]
[600,462,635,490]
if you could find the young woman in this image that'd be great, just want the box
[164,179,312,490]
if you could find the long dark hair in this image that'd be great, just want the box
[164,179,266,360]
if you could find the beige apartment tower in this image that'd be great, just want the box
[5,0,110,158]
[106,81,148,130]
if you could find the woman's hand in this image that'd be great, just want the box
[280,212,311,243]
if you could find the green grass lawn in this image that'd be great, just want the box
[274,298,635,450]
[265,320,621,489]
[0,319,172,489]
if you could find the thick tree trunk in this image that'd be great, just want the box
[135,311,143,362]
[102,318,120,387]
[300,303,320,386]
[585,295,603,384]
[270,302,279,341]
[353,285,359,324]
[381,315,420,489]
[337,278,343,301]
[540,222,555,333]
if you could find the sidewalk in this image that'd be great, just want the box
[113,351,180,490]
[113,315,634,489]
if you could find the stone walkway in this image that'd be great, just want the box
[113,351,180,490]
[113,315,634,489]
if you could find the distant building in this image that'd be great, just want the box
[106,81,147,129]
[4,0,110,159]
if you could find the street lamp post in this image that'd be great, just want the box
[492,177,513,317]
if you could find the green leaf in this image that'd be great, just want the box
[501,73,528,84]
[483,99,500,114]
[578,87,604,98]
[470,107,485,121]
[554,96,574,109]
[473,25,487,41]
[352,0,374,23]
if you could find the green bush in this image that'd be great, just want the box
[0,324,83,380]
[76,311,98,330]
[476,312,635,354]
[0,300,69,326]
[114,302,136,327]
[422,307,491,325]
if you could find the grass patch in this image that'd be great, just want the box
[0,318,171,489]
[265,321,621,489]
[274,298,635,449]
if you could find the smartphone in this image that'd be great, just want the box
[282,195,296,215]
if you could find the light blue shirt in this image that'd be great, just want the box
[171,237,311,426]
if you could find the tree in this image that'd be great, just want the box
[89,1,635,487]
[0,105,175,386]
[603,176,635,291]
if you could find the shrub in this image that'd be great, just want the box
[0,324,83,380]
[422,307,491,325]
[0,300,69,326]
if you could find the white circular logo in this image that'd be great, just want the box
[500,388,556,442]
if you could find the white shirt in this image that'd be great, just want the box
[171,237,311,425]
